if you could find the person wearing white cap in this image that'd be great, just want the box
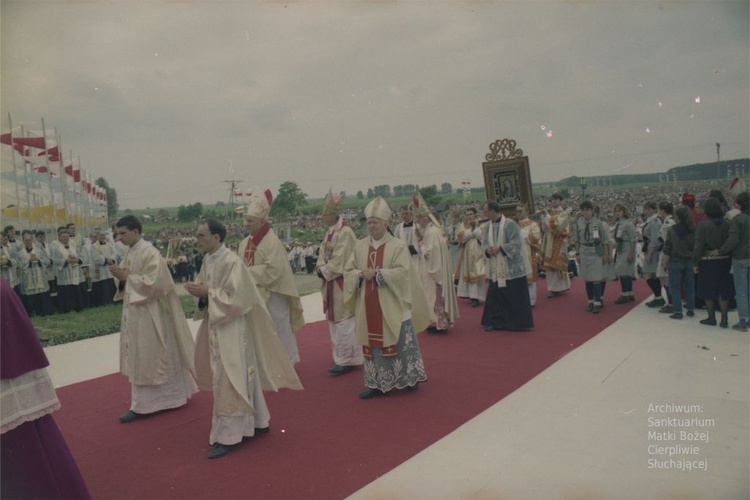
[315,190,363,375]
[343,197,431,399]
[238,189,305,364]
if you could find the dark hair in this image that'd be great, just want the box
[580,200,594,210]
[736,191,749,212]
[36,231,45,237]
[551,193,563,201]
[643,201,657,211]
[3,225,14,233]
[482,200,502,213]
[702,197,723,219]
[21,229,34,237]
[202,218,227,242]
[708,189,728,206]
[115,215,142,233]
[674,206,696,232]
[66,222,76,229]
[465,207,477,215]
[658,201,673,215]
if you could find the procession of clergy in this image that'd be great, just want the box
[87,189,548,459]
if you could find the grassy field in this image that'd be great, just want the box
[32,274,322,347]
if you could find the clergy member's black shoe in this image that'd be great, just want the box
[329,364,355,375]
[483,325,498,332]
[255,426,270,434]
[207,443,236,459]
[426,327,448,334]
[119,410,148,423]
[470,299,480,307]
[359,388,385,399]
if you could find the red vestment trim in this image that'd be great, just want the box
[363,244,396,359]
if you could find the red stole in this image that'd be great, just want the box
[362,244,397,359]
[243,222,271,266]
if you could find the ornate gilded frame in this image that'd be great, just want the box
[482,138,534,216]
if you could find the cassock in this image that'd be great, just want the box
[343,232,431,392]
[89,241,117,306]
[481,215,534,331]
[1,279,91,499]
[119,238,197,414]
[316,218,363,367]
[193,245,302,446]
[19,243,54,316]
[238,224,305,363]
[49,240,84,313]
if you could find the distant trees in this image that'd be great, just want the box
[419,185,440,205]
[95,177,119,222]
[270,181,307,218]
[356,190,364,199]
[441,182,452,194]
[177,202,203,221]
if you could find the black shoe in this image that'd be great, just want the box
[719,321,728,329]
[699,318,717,326]
[686,310,695,317]
[255,427,270,434]
[119,410,148,423]
[659,305,674,314]
[483,325,498,332]
[592,305,601,314]
[406,383,419,392]
[207,443,236,459]
[359,388,385,399]
[669,312,683,320]
[470,299,480,308]
[586,303,594,312]
[426,328,448,334]
[647,298,666,308]
[329,364,355,375]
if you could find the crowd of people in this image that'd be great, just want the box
[1,176,747,476]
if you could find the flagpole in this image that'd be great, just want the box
[41,118,58,230]
[8,114,23,226]
[55,129,71,227]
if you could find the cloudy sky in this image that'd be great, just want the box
[2,1,748,209]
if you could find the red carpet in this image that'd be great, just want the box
[54,278,647,499]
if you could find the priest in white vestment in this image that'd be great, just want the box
[315,190,363,374]
[412,193,459,333]
[455,207,487,307]
[343,197,432,399]
[238,189,305,364]
[110,215,197,424]
[186,219,303,459]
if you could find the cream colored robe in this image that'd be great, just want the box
[417,223,459,323]
[316,219,356,322]
[343,233,433,347]
[193,246,302,416]
[119,239,195,386]
[238,230,305,332]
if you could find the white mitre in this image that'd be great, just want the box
[364,196,392,221]
[246,189,273,219]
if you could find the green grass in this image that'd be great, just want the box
[32,295,197,347]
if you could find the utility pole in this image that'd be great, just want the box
[716,142,721,179]
[224,179,242,221]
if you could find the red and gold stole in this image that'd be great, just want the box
[243,222,271,266]
[362,243,397,359]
